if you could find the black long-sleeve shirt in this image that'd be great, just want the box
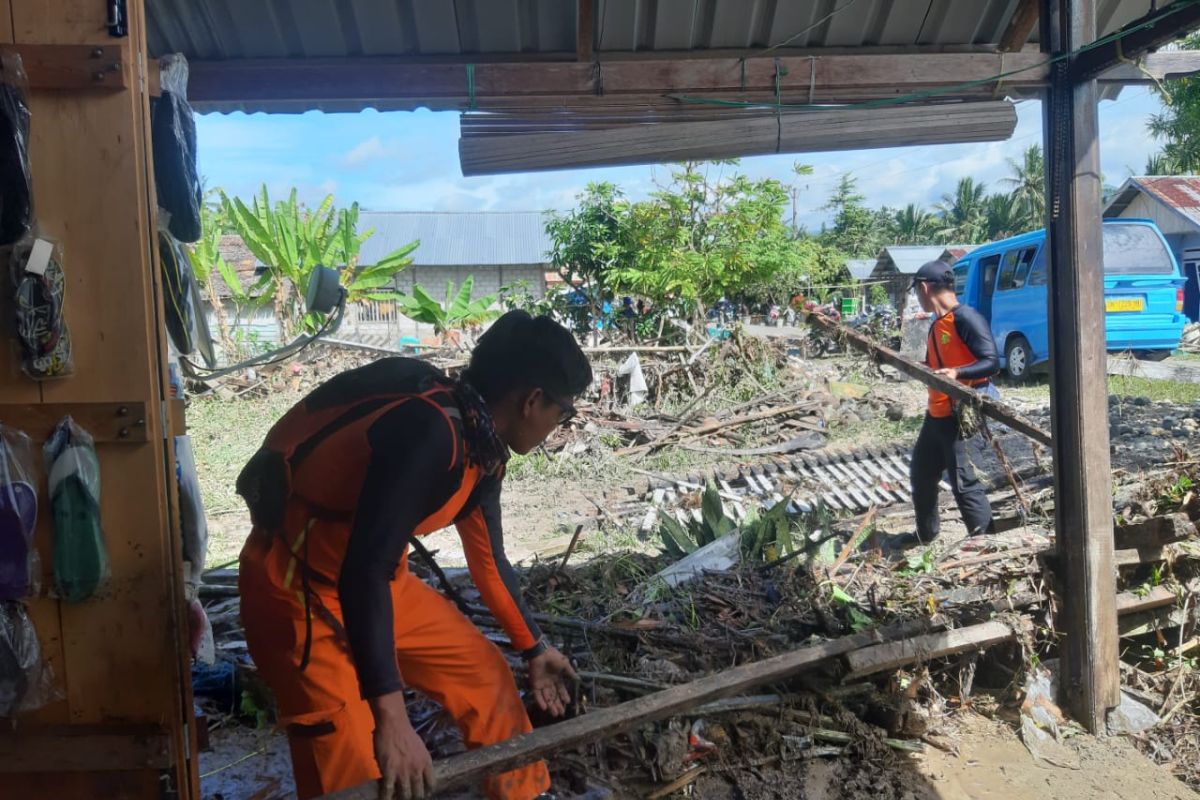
[336,400,542,699]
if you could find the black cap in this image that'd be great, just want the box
[911,260,955,288]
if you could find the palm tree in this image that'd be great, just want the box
[936,177,989,243]
[893,204,937,244]
[1144,151,1180,175]
[1003,144,1045,231]
[985,193,1024,240]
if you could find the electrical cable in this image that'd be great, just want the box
[180,300,342,380]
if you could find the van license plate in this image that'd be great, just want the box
[1105,298,1144,312]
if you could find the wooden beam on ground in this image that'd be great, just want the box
[1106,354,1200,385]
[802,311,1052,446]
[1001,0,1041,51]
[315,620,933,799]
[576,0,594,62]
[1113,513,1197,550]
[1072,0,1200,81]
[1041,0,1119,734]
[843,620,1020,680]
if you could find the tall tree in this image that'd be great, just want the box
[1003,144,1045,231]
[1148,32,1200,173]
[822,174,885,257]
[893,203,938,244]
[936,177,989,243]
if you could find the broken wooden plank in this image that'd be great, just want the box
[843,620,1020,680]
[1107,354,1200,385]
[1113,513,1197,550]
[316,620,933,799]
[802,311,1052,446]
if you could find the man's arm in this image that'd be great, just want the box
[339,401,458,699]
[455,474,544,653]
[953,306,1000,381]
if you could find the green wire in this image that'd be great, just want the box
[666,0,1200,113]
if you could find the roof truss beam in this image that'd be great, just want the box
[185,50,1200,111]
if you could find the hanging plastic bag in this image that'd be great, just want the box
[159,228,195,355]
[175,435,207,600]
[0,425,39,601]
[151,55,201,243]
[0,52,33,247]
[0,601,58,715]
[44,417,107,603]
[9,232,74,380]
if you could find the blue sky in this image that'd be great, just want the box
[195,87,1164,233]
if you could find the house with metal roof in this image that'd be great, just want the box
[213,211,553,345]
[870,244,976,308]
[1104,176,1200,320]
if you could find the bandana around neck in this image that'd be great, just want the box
[449,378,509,475]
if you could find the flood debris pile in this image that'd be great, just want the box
[194,456,1199,798]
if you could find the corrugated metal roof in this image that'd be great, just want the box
[942,244,980,262]
[1104,176,1200,228]
[358,211,553,266]
[845,258,876,281]
[145,0,1155,75]
[877,244,950,275]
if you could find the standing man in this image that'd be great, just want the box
[237,311,592,800]
[894,261,999,549]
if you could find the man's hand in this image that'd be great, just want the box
[933,367,959,381]
[370,691,436,800]
[527,646,578,717]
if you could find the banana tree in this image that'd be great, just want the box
[221,185,417,337]
[397,276,498,343]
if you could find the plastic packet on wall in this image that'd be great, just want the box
[175,435,207,601]
[9,232,74,380]
[152,55,201,243]
[44,417,107,603]
[0,601,59,715]
[0,425,39,601]
[0,52,33,247]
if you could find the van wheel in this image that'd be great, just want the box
[1005,336,1032,382]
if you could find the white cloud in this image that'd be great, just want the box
[338,136,392,168]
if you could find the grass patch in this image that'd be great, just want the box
[827,414,922,445]
[188,392,302,515]
[1108,374,1200,405]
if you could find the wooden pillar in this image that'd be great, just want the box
[1040,0,1119,733]
[0,0,196,797]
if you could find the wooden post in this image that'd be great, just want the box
[1040,0,1119,733]
[576,0,594,62]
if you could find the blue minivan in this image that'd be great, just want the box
[954,219,1188,380]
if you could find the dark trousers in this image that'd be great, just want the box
[910,414,993,541]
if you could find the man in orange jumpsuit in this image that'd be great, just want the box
[237,311,592,800]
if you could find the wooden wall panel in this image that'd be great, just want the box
[3,0,195,796]
[10,0,108,45]
[1,0,12,43]
[5,770,161,799]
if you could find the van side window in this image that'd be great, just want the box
[1027,249,1048,286]
[998,247,1037,291]
[954,263,969,295]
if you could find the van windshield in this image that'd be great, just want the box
[1103,224,1175,275]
